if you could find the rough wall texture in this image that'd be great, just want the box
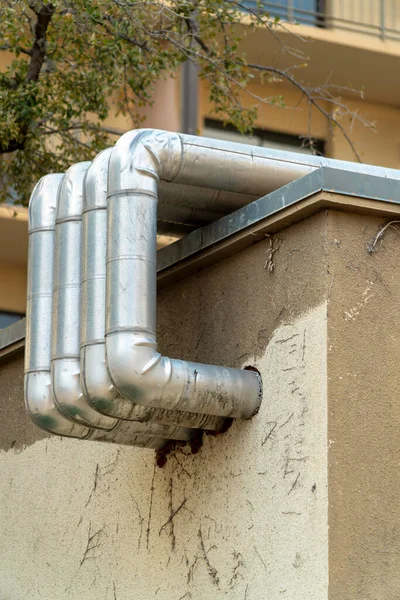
[0,305,327,600]
[0,352,47,452]
[327,211,400,599]
[0,213,329,600]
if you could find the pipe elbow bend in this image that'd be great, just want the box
[24,371,167,448]
[106,331,176,409]
[81,343,161,423]
[24,371,90,438]
[108,129,183,196]
[51,358,117,430]
[81,344,119,417]
[28,174,63,229]
[82,344,194,442]
[107,332,263,419]
[84,343,229,432]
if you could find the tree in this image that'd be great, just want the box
[0,0,370,204]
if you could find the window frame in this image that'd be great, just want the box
[203,118,326,156]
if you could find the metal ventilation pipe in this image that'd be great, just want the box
[51,162,113,429]
[51,161,196,443]
[106,130,263,419]
[25,175,89,439]
[144,134,400,235]
[80,148,226,431]
[24,172,186,447]
[157,133,400,196]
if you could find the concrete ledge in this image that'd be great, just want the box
[0,318,25,363]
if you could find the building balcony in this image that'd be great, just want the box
[238,0,400,110]
[256,1,400,41]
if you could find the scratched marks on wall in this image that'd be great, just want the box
[259,323,311,500]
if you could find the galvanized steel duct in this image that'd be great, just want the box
[160,133,400,194]
[24,175,89,439]
[53,162,200,443]
[80,148,227,432]
[106,130,263,419]
[25,170,191,447]
[156,135,400,234]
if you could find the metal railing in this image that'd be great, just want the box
[256,1,400,41]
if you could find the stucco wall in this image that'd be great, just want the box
[0,352,46,452]
[0,215,329,600]
[327,212,400,599]
[3,208,400,598]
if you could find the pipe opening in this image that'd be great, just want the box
[244,365,263,418]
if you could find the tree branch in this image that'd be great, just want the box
[26,1,54,83]
[247,64,363,162]
[184,15,210,54]
[0,44,32,56]
[0,139,25,154]
[0,2,55,154]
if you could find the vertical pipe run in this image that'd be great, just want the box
[24,175,90,438]
[25,172,169,447]
[106,130,263,419]
[80,149,225,432]
[51,162,116,428]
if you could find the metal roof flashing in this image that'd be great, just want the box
[1,166,400,357]
[0,318,26,361]
[157,167,400,287]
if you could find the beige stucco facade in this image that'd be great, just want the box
[1,202,400,598]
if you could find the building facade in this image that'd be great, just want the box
[1,5,400,597]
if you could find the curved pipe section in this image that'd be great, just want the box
[51,162,115,428]
[52,161,195,443]
[24,175,166,447]
[154,134,400,235]
[81,148,227,431]
[106,130,262,419]
[25,175,89,438]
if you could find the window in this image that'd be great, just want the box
[245,1,325,28]
[0,311,24,330]
[203,119,325,156]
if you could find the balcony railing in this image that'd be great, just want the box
[255,1,400,41]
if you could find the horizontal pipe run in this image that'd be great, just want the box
[155,134,400,234]
[106,331,262,419]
